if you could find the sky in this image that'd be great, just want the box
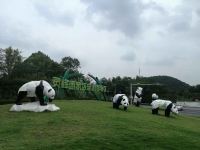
[0,0,200,85]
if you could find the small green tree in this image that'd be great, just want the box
[60,56,80,71]
[0,47,22,78]
[13,51,64,80]
[0,48,5,77]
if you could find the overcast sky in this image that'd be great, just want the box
[0,0,200,85]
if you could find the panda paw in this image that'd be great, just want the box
[16,102,22,105]
[40,103,47,106]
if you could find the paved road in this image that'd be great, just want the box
[141,105,200,117]
[179,106,200,116]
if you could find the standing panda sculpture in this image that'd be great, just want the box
[113,94,129,111]
[151,99,178,117]
[16,80,55,106]
[133,87,143,107]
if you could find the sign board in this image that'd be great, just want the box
[52,77,106,92]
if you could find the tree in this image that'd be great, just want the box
[0,47,22,78]
[13,51,64,80]
[60,56,80,71]
[0,48,4,77]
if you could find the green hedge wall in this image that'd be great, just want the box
[0,79,29,103]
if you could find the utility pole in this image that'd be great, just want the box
[139,67,140,77]
[130,84,133,105]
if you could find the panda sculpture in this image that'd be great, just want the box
[152,93,159,100]
[151,99,178,117]
[16,80,55,106]
[133,87,143,107]
[113,94,129,111]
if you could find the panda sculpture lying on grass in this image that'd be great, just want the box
[113,94,129,111]
[151,99,178,117]
[16,80,55,106]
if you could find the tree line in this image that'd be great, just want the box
[0,47,200,103]
[0,47,86,102]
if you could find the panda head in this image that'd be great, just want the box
[121,95,129,109]
[136,87,143,95]
[171,104,179,114]
[46,88,55,100]
[152,93,158,100]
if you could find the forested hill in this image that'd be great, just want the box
[132,75,191,101]
[139,75,190,91]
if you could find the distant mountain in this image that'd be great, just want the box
[133,75,191,102]
[141,75,190,90]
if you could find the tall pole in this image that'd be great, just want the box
[139,68,140,77]
[130,84,133,105]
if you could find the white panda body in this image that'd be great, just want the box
[133,95,142,103]
[151,99,178,116]
[151,99,172,109]
[18,81,55,99]
[16,80,55,106]
[18,81,40,97]
[113,94,129,110]
[133,87,143,106]
[112,94,123,103]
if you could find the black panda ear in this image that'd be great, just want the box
[48,89,52,92]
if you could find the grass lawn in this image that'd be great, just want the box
[0,100,200,150]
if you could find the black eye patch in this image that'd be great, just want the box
[48,89,52,92]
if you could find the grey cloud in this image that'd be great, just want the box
[34,3,74,26]
[145,57,175,67]
[165,7,192,32]
[162,2,200,45]
[0,17,51,56]
[1,0,200,85]
[168,17,191,32]
[167,1,200,33]
[197,9,200,16]
[0,23,46,52]
[142,1,166,14]
[82,0,143,37]
[144,53,186,67]
[121,51,136,62]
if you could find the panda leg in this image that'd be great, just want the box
[16,91,27,105]
[39,98,47,106]
[35,84,46,106]
[155,108,159,114]
[165,109,170,117]
[116,104,119,109]
[137,101,140,107]
[124,107,127,111]
[30,97,36,102]
[135,101,140,107]
[49,98,53,102]
[152,108,159,114]
[113,103,116,108]
[165,103,172,117]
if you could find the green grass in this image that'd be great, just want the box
[0,100,200,150]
